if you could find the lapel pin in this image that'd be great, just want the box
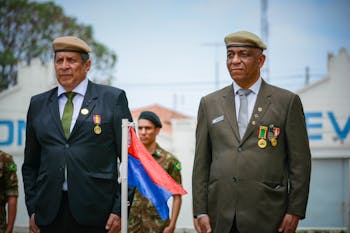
[81,108,89,115]
[85,99,92,107]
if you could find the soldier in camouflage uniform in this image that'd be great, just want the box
[0,150,18,233]
[128,111,182,233]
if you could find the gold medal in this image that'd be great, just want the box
[93,115,102,134]
[258,138,267,148]
[257,125,268,149]
[81,108,89,115]
[94,125,102,135]
[271,138,278,147]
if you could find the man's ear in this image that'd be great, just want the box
[84,59,91,72]
[155,127,161,136]
[258,53,266,68]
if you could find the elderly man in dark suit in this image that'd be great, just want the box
[192,31,311,233]
[22,36,133,233]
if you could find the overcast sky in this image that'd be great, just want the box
[39,0,350,116]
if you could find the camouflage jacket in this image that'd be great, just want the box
[0,150,18,233]
[128,144,182,233]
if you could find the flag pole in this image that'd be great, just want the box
[121,119,130,233]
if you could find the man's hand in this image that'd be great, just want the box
[193,218,201,233]
[163,224,175,233]
[105,213,121,233]
[278,213,300,233]
[197,215,212,233]
[29,214,40,233]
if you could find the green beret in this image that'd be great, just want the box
[138,111,162,128]
[224,31,266,50]
[53,36,91,53]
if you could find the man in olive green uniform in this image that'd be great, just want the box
[128,111,182,233]
[192,31,311,233]
[0,150,18,233]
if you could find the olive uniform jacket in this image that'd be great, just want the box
[22,81,133,227]
[192,80,311,233]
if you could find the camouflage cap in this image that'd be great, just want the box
[53,36,91,53]
[224,31,267,50]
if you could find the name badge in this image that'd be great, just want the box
[212,115,224,124]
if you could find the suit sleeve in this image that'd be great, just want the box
[111,90,135,216]
[192,97,212,217]
[285,94,311,219]
[22,99,41,217]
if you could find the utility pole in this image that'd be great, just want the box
[305,66,310,86]
[202,42,222,90]
[261,0,269,82]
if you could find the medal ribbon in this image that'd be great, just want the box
[93,115,101,124]
[258,126,268,139]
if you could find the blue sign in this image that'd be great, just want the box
[305,111,350,141]
[0,120,26,146]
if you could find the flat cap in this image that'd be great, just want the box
[138,111,162,128]
[53,36,91,53]
[224,31,266,50]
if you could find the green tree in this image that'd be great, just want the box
[0,0,117,92]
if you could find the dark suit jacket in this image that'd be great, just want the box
[22,80,133,227]
[192,80,311,233]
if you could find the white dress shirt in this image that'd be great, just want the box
[57,78,88,190]
[232,77,262,121]
[58,78,88,132]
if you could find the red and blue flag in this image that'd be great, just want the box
[128,128,187,220]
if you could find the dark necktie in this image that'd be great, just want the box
[61,92,76,139]
[237,89,252,139]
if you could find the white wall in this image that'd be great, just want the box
[297,48,350,153]
[171,119,196,229]
[0,59,55,227]
[297,48,350,230]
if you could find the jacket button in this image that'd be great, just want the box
[65,144,69,148]
[237,147,243,152]
[232,177,237,182]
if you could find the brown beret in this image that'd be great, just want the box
[224,31,267,50]
[53,36,91,53]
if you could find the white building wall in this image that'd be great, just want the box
[297,48,350,153]
[297,48,350,230]
[171,119,196,229]
[0,59,56,227]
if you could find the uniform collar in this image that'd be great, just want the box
[57,78,89,97]
[232,77,262,95]
[151,143,162,158]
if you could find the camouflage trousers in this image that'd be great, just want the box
[0,205,6,233]
[128,208,170,233]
